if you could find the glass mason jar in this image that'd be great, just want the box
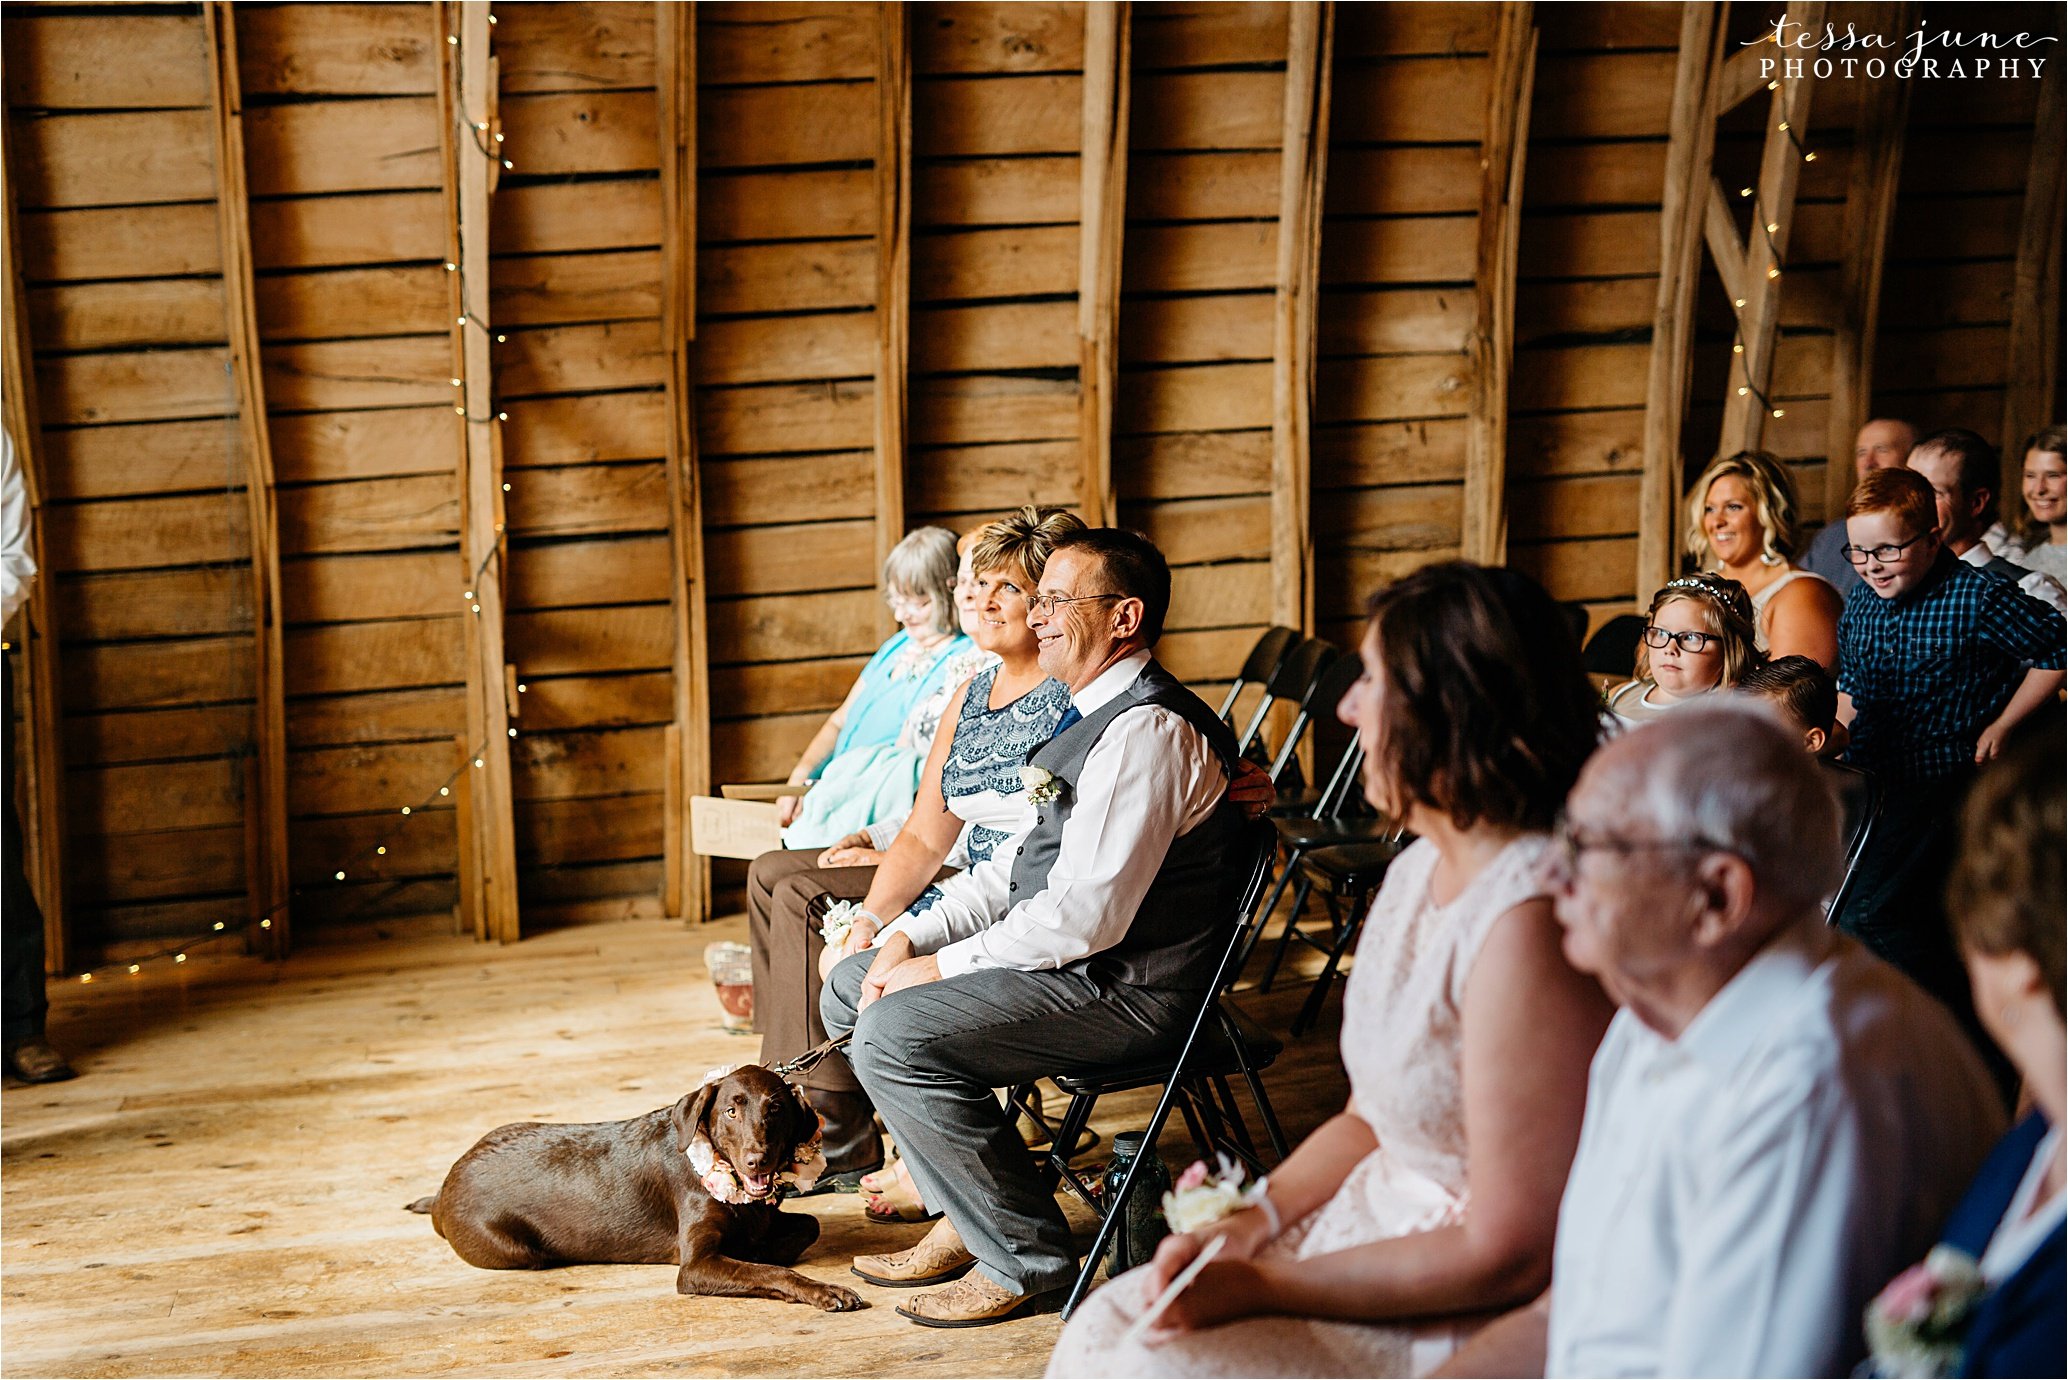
[1102,1130,1173,1278]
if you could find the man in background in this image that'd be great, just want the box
[1907,427,2066,613]
[1800,417,1917,594]
[2,427,71,1083]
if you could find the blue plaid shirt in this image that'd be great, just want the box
[1839,553,2066,784]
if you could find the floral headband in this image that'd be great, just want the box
[1658,574,1755,626]
[683,1062,827,1205]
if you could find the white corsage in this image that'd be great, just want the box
[1162,1153,1272,1235]
[817,900,877,950]
[1863,1245,1987,1377]
[683,1062,828,1205]
[1020,766,1064,806]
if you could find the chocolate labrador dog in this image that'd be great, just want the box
[407,1063,863,1311]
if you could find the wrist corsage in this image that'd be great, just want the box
[1863,1245,1987,1378]
[1162,1152,1275,1236]
[817,899,877,950]
[1020,766,1064,806]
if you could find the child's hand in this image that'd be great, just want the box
[1976,720,2011,763]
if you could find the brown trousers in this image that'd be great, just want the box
[746,848,951,1094]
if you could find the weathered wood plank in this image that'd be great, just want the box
[505,605,675,676]
[3,14,211,109]
[700,3,873,85]
[283,617,466,697]
[73,825,244,907]
[19,204,222,283]
[914,300,1076,373]
[278,475,461,555]
[43,491,250,573]
[496,181,662,255]
[914,2,1084,74]
[502,392,667,468]
[235,4,439,96]
[2001,57,2064,495]
[1320,217,1477,286]
[490,249,661,328]
[705,519,876,598]
[706,588,884,664]
[12,109,217,209]
[36,348,234,427]
[915,156,1078,228]
[511,726,666,800]
[29,277,225,352]
[504,462,668,538]
[69,759,243,836]
[243,97,443,196]
[514,671,672,732]
[285,685,466,748]
[874,0,912,620]
[282,551,466,625]
[262,337,456,413]
[1134,2,1290,68]
[699,240,873,316]
[908,439,1079,514]
[60,636,254,712]
[269,407,460,485]
[912,224,1077,301]
[498,321,667,397]
[68,706,253,767]
[498,92,659,177]
[251,190,447,270]
[911,373,1077,446]
[256,266,450,341]
[1314,353,1476,422]
[1331,56,1489,143]
[704,167,874,241]
[1133,70,1282,152]
[704,451,876,525]
[700,84,876,168]
[915,74,1081,157]
[497,2,657,92]
[505,533,672,609]
[698,381,876,458]
[55,566,248,641]
[288,739,462,818]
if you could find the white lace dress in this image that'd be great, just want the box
[1046,835,1552,1379]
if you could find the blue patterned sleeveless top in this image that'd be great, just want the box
[938,665,1072,865]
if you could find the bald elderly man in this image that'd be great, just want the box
[1440,704,2002,1378]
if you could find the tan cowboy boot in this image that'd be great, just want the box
[850,1216,975,1287]
[895,1271,1043,1328]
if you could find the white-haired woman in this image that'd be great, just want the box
[776,526,983,849]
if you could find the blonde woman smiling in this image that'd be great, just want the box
[1686,450,1841,668]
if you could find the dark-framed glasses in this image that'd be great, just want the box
[1640,625,1719,653]
[1027,592,1123,617]
[1550,813,1742,871]
[1840,532,1927,565]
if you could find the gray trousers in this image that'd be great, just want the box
[820,950,1194,1295]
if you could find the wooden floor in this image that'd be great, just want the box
[2,910,1351,1378]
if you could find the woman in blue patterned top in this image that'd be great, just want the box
[747,507,1084,1191]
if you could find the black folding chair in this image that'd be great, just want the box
[1285,831,1411,1035]
[1216,626,1301,726]
[1232,637,1335,762]
[1583,614,1647,679]
[1029,823,1286,1319]
[1821,759,1882,922]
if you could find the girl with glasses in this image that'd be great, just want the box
[1606,573,1761,730]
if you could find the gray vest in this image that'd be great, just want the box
[1007,659,1246,991]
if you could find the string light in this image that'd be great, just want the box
[128,964,140,974]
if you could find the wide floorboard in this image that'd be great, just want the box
[3,911,1350,1377]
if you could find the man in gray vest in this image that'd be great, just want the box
[820,527,1247,1327]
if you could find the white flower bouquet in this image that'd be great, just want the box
[1161,1152,1270,1235]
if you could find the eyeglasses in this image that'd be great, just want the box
[1641,625,1719,653]
[884,590,934,615]
[1841,533,1928,565]
[1027,592,1123,617]
[1551,813,1740,872]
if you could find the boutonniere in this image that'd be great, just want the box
[1864,1245,1987,1377]
[1020,766,1064,806]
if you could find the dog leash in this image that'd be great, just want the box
[765,1033,851,1080]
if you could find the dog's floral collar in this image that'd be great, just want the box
[684,1063,827,1205]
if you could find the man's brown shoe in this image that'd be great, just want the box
[3,1039,75,1084]
[851,1217,975,1288]
[895,1271,1051,1328]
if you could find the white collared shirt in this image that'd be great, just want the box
[1962,534,2068,613]
[881,649,1226,977]
[1,429,35,628]
[1546,922,2005,1378]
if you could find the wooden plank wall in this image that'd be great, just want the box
[1114,3,1281,693]
[1311,2,1494,651]
[7,6,259,957]
[5,1,2064,963]
[491,2,674,922]
[236,3,471,933]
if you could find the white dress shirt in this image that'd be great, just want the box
[1,429,36,628]
[880,650,1227,977]
[1963,533,2068,613]
[1546,921,2005,1379]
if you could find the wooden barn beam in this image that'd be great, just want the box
[2002,56,2064,488]
[874,1,910,584]
[1460,4,1534,568]
[1715,0,1823,457]
[1077,1,1130,528]
[440,0,520,943]
[1269,1,1331,631]
[657,1,713,923]
[0,117,68,975]
[1638,4,1726,600]
[204,1,291,958]
[1826,1,1913,528]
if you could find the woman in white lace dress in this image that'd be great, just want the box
[1047,563,1615,1379]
